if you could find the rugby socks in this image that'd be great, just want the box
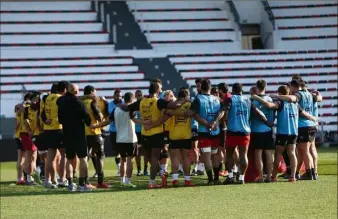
[184,175,191,181]
[193,163,198,171]
[161,164,168,173]
[199,163,205,172]
[67,177,73,185]
[98,172,104,185]
[218,163,223,172]
[232,165,238,174]
[79,177,85,186]
[27,175,32,183]
[172,174,179,181]
[206,169,213,182]
[228,172,234,179]
[40,161,45,178]
[178,164,183,172]
[115,157,121,170]
[149,179,155,185]
[144,164,148,173]
[213,168,219,181]
[23,171,27,181]
[125,178,131,184]
[121,177,125,184]
[239,175,245,181]
[137,164,141,173]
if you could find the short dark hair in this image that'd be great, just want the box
[30,92,40,101]
[179,86,188,91]
[284,82,291,88]
[57,81,70,93]
[217,83,228,93]
[278,85,290,95]
[84,85,95,95]
[256,80,267,91]
[151,78,162,85]
[195,78,203,84]
[51,83,58,94]
[292,75,303,81]
[24,92,32,101]
[114,89,121,95]
[290,79,301,88]
[211,87,218,95]
[201,79,211,91]
[178,89,189,98]
[149,82,160,95]
[124,92,134,103]
[135,89,143,94]
[232,83,243,94]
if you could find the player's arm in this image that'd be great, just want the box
[165,98,189,109]
[251,104,274,128]
[23,107,33,136]
[91,100,103,122]
[298,104,318,122]
[119,100,140,112]
[91,108,115,129]
[312,91,322,102]
[271,94,298,103]
[251,95,278,109]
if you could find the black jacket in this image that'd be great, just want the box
[57,93,91,140]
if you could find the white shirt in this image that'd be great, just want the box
[113,107,137,143]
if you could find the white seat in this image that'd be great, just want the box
[0,2,91,11]
[318,124,337,131]
[146,32,235,42]
[169,52,338,63]
[1,66,139,75]
[278,28,337,37]
[185,75,337,85]
[133,11,227,20]
[276,38,337,50]
[1,34,109,44]
[128,1,224,10]
[0,23,103,33]
[175,60,336,71]
[272,7,338,17]
[319,107,338,115]
[0,58,133,67]
[180,67,337,78]
[140,21,233,31]
[0,12,97,22]
[1,73,144,83]
[268,1,336,7]
[275,17,337,27]
[2,81,150,92]
[319,116,337,124]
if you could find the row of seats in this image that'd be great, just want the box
[0,55,150,117]
[0,2,111,47]
[127,1,240,51]
[169,49,338,131]
[268,1,338,49]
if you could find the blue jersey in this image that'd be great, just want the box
[276,100,298,135]
[108,100,123,132]
[135,111,142,133]
[297,90,316,128]
[158,91,164,99]
[251,95,275,133]
[190,96,198,130]
[227,95,251,134]
[196,94,221,136]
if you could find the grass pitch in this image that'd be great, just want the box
[0,148,337,219]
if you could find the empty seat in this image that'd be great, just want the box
[146,31,236,42]
[0,12,97,22]
[272,7,337,17]
[133,11,227,20]
[0,2,91,11]
[278,27,337,37]
[139,21,233,31]
[0,23,103,33]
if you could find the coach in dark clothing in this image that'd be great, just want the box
[57,84,92,190]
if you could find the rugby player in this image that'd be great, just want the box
[42,81,69,188]
[250,80,275,182]
[83,85,109,188]
[108,89,123,176]
[222,83,272,184]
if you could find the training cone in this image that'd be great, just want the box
[300,163,306,172]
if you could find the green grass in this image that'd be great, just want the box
[1,148,337,219]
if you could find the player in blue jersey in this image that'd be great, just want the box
[221,83,273,184]
[288,79,318,180]
[250,80,275,182]
[108,89,123,176]
[253,85,317,182]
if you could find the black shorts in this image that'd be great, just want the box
[136,132,143,145]
[275,134,297,146]
[163,131,169,145]
[64,138,88,160]
[86,135,104,157]
[116,142,137,158]
[191,129,198,142]
[109,132,118,151]
[170,139,192,150]
[250,131,274,150]
[44,130,63,149]
[32,135,47,152]
[142,133,164,152]
[297,127,317,143]
[15,138,24,151]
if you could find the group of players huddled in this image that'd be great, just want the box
[14,75,321,191]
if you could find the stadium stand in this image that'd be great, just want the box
[266,0,338,49]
